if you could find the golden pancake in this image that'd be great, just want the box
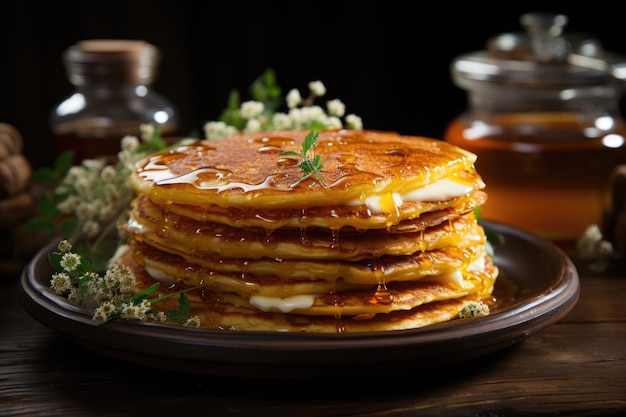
[125,196,481,261]
[118,249,496,332]
[128,223,485,285]
[153,190,487,232]
[119,129,499,333]
[129,130,484,214]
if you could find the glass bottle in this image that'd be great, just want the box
[50,39,178,163]
[445,13,626,243]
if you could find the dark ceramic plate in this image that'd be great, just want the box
[18,221,579,378]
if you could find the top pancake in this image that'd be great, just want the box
[130,129,484,213]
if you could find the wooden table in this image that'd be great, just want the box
[1,247,625,417]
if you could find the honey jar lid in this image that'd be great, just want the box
[451,12,626,90]
[63,39,160,86]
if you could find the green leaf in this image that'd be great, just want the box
[24,216,51,233]
[131,282,160,303]
[48,252,63,272]
[280,130,326,187]
[302,130,319,154]
[75,256,93,276]
[32,166,58,183]
[473,207,483,222]
[474,207,505,248]
[57,217,79,239]
[485,229,505,246]
[167,292,191,324]
[250,68,281,113]
[77,274,94,294]
[54,150,75,173]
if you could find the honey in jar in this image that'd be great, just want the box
[445,13,626,242]
[50,40,178,163]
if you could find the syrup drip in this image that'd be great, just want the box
[374,283,394,304]
[327,287,345,333]
[277,157,298,167]
[330,228,340,249]
[257,145,283,154]
[299,228,310,246]
[370,260,394,305]
[386,148,409,158]
[156,213,170,238]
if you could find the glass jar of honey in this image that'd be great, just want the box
[50,40,178,163]
[445,13,626,242]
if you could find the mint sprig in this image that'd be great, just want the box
[280,130,326,187]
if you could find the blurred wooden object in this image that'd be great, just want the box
[604,165,626,254]
[0,123,41,277]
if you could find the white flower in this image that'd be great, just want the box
[120,299,152,320]
[346,114,363,130]
[75,201,98,221]
[286,89,302,108]
[183,316,202,328]
[93,301,118,323]
[64,166,85,184]
[288,108,303,127]
[244,118,263,133]
[140,124,155,142]
[82,220,100,238]
[100,165,116,182]
[204,121,227,139]
[308,80,326,97]
[204,121,239,139]
[240,100,264,119]
[458,301,490,318]
[326,99,345,117]
[121,135,140,152]
[68,287,82,305]
[74,177,94,197]
[82,158,105,172]
[60,252,82,272]
[104,263,136,294]
[50,272,72,294]
[272,113,292,130]
[300,105,326,126]
[57,240,72,253]
[326,116,343,129]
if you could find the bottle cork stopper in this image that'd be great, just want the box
[76,39,148,54]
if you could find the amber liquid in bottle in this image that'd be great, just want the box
[52,119,177,163]
[50,40,178,164]
[445,112,626,242]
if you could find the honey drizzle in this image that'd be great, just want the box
[136,133,435,196]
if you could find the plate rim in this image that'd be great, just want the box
[18,221,580,376]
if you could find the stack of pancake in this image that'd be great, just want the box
[119,129,499,332]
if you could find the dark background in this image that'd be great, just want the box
[3,0,626,169]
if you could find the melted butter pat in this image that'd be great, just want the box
[349,177,474,214]
[423,253,487,290]
[125,217,148,234]
[249,294,315,313]
[144,265,175,284]
[363,192,403,214]
[403,178,474,202]
[435,269,474,289]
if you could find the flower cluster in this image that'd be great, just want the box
[49,240,201,326]
[33,69,364,327]
[457,300,490,319]
[27,125,172,271]
[203,70,362,139]
[577,224,615,273]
